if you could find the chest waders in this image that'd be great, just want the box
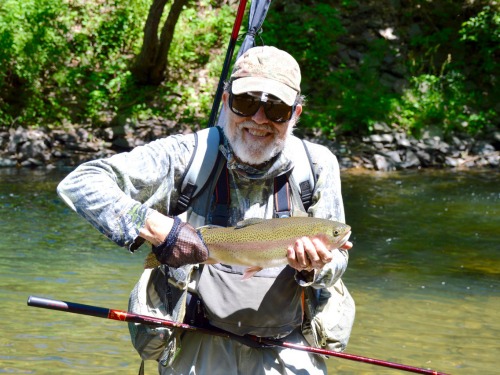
[175,127,317,336]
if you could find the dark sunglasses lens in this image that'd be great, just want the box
[231,94,260,117]
[265,102,293,123]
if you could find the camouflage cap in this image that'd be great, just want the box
[230,46,301,106]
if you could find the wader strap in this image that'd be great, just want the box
[211,165,230,226]
[274,173,291,218]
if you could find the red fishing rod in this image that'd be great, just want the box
[27,296,450,375]
[208,0,248,127]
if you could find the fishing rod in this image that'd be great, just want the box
[207,0,248,127]
[27,296,449,375]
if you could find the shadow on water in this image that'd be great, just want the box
[0,167,498,374]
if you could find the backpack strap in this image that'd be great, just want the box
[211,165,230,226]
[274,139,316,217]
[174,127,224,215]
[274,173,291,218]
[290,139,316,212]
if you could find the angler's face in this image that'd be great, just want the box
[222,91,302,165]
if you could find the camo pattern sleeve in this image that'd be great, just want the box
[56,134,195,251]
[300,141,348,288]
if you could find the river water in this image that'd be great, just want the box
[0,167,498,374]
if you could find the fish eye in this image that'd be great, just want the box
[333,230,340,237]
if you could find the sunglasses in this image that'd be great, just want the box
[228,91,296,123]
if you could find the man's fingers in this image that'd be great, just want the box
[288,236,349,272]
[311,237,333,263]
[341,241,353,250]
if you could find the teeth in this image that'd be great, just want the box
[248,129,268,137]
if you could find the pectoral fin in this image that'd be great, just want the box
[202,256,219,265]
[241,266,263,280]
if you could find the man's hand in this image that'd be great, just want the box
[140,211,208,267]
[287,236,352,272]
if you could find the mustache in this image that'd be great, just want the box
[239,121,277,134]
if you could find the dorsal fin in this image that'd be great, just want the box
[235,218,266,229]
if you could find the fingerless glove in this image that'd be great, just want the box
[152,216,209,268]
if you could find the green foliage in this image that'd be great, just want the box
[0,0,149,126]
[0,0,70,124]
[264,3,342,94]
[105,1,235,126]
[389,72,496,136]
[397,2,499,135]
[264,1,397,136]
[459,5,499,88]
[0,0,498,137]
[159,2,235,124]
[316,39,398,136]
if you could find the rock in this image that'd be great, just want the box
[0,157,17,167]
[394,132,412,147]
[401,149,421,168]
[472,141,495,155]
[372,122,392,132]
[445,156,461,167]
[0,124,497,171]
[112,137,135,150]
[487,153,499,167]
[374,154,396,171]
[416,150,432,167]
[384,150,402,164]
[19,158,43,167]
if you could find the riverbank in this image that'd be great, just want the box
[1,123,499,171]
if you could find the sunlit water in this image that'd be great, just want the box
[0,168,498,374]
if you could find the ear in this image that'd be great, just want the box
[294,104,303,117]
[222,92,229,108]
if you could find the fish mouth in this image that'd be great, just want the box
[337,231,351,248]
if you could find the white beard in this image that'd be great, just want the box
[223,120,293,165]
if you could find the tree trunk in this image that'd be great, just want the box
[131,0,190,86]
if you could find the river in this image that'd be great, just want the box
[0,167,498,374]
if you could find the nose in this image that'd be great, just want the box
[251,105,269,124]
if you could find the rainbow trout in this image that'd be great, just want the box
[145,217,351,279]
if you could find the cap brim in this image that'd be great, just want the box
[232,77,298,106]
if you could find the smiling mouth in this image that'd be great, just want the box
[246,127,272,137]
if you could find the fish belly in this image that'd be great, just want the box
[207,238,290,269]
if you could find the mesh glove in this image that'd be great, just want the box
[152,216,209,268]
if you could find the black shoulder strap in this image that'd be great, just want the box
[274,173,291,218]
[211,165,230,226]
[294,139,316,212]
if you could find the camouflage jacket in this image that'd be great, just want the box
[57,127,348,289]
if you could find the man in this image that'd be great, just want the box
[57,46,353,374]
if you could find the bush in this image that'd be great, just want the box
[392,2,499,136]
[0,0,498,137]
[0,0,150,127]
[389,72,496,136]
